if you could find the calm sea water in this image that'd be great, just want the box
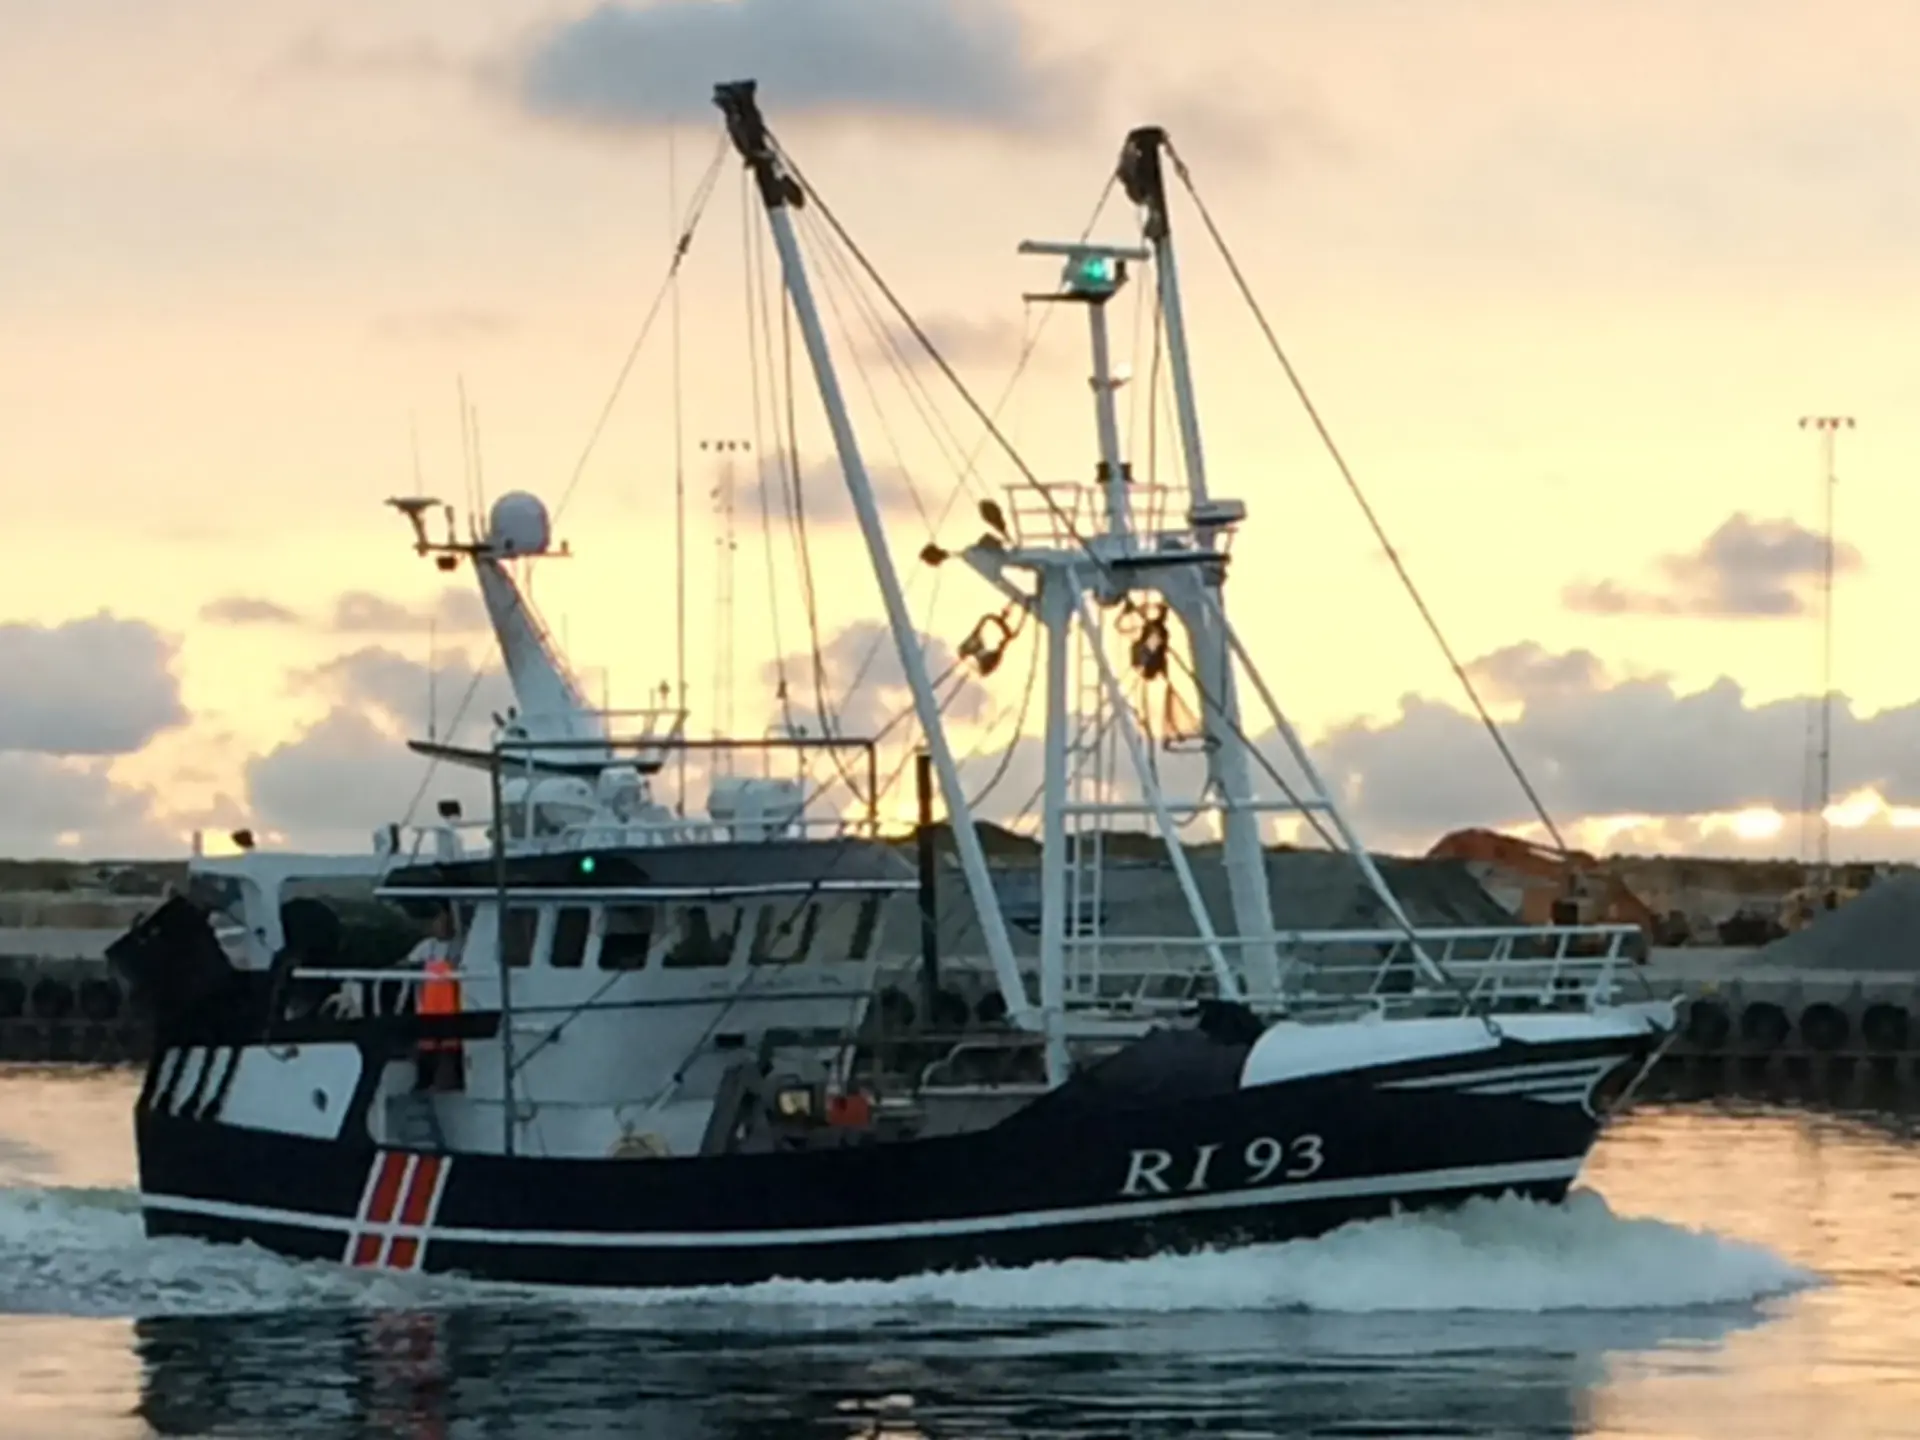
[0,1066,1914,1438]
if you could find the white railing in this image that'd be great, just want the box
[516,814,878,853]
[365,811,882,875]
[1056,923,1645,1020]
[1002,481,1228,556]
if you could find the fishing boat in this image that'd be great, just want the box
[108,80,1675,1289]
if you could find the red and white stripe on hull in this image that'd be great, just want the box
[344,1151,453,1272]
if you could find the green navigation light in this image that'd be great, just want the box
[579,855,597,876]
[1075,255,1116,288]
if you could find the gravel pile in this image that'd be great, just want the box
[1757,872,1920,972]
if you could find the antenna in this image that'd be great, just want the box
[427,616,439,744]
[1798,414,1854,889]
[471,404,488,523]
[456,375,475,528]
[670,124,690,817]
[703,438,749,775]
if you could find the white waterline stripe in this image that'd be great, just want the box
[1382,1059,1610,1091]
[1465,1075,1605,1097]
[142,1156,1583,1250]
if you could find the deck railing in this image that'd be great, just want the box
[1054,923,1647,1021]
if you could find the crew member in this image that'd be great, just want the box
[410,906,463,1093]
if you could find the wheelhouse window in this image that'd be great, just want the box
[500,907,539,969]
[809,893,885,962]
[663,904,739,968]
[849,895,881,960]
[750,902,819,965]
[549,907,591,969]
[599,906,653,971]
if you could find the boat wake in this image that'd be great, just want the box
[695,1187,1814,1316]
[0,1183,1812,1320]
[0,1184,466,1318]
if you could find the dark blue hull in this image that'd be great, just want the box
[134,1029,1648,1289]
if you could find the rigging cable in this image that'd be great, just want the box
[756,120,1508,1016]
[387,665,490,851]
[962,616,1042,812]
[776,139,1119,556]
[1160,141,1568,858]
[774,126,1473,994]
[772,236,882,805]
[551,132,729,528]
[764,169,1116,762]
[742,167,793,729]
[772,146,1321,842]
[671,126,691,814]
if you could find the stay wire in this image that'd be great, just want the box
[773,225,880,803]
[776,139,1121,573]
[1161,141,1569,859]
[742,175,793,729]
[770,127,1491,1005]
[552,134,728,528]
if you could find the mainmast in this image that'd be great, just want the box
[1114,126,1281,993]
[714,81,1040,1043]
[1114,128,1445,987]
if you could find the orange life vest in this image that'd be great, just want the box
[419,957,460,1014]
[826,1091,872,1127]
[418,954,461,1051]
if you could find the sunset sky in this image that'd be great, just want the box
[5,0,1920,863]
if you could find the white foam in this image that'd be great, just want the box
[0,1185,467,1318]
[591,1189,1817,1315]
[0,1183,1814,1319]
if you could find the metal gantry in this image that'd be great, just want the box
[715,82,1639,1080]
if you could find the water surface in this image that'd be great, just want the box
[2,1066,1911,1437]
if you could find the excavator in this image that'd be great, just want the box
[1777,864,1876,933]
[1426,828,1664,948]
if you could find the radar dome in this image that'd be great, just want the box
[487,491,551,557]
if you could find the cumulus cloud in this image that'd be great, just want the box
[851,629,1920,862]
[1306,642,1920,853]
[514,0,1079,134]
[231,618,1920,862]
[242,647,519,849]
[328,589,491,636]
[0,615,187,756]
[196,590,490,636]
[246,709,490,841]
[761,619,991,742]
[1464,642,1608,705]
[289,645,516,737]
[730,455,931,533]
[199,596,301,626]
[1564,513,1861,619]
[0,755,174,857]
